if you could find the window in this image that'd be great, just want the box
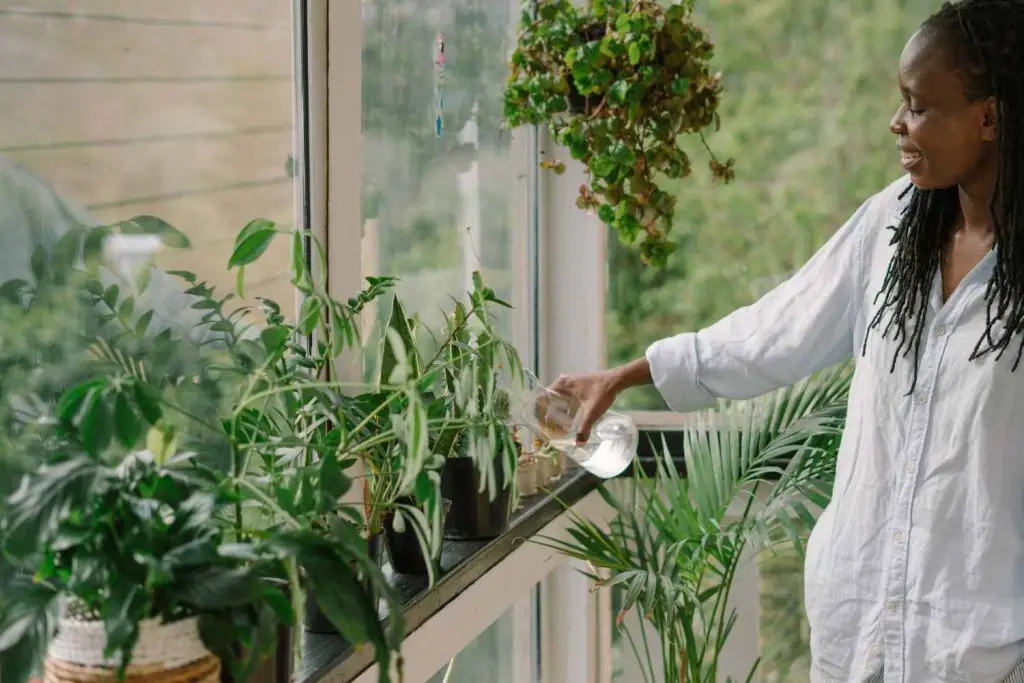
[426,599,536,683]
[0,2,302,316]
[360,0,531,346]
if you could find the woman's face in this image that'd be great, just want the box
[889,28,998,191]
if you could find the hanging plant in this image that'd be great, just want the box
[503,0,735,267]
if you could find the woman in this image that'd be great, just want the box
[553,1,1024,681]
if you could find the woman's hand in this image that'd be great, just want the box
[549,370,622,445]
[549,358,653,444]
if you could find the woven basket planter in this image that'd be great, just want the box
[45,612,220,683]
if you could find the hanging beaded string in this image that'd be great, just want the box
[434,33,445,138]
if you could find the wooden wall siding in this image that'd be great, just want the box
[0,1,298,315]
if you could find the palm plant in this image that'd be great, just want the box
[538,364,852,683]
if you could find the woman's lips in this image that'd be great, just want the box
[899,148,923,171]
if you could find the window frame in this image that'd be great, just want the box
[309,1,573,681]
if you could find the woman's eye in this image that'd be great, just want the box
[909,106,925,115]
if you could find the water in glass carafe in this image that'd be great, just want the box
[508,370,637,479]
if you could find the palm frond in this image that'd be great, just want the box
[543,363,853,683]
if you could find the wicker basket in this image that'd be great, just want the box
[45,613,220,683]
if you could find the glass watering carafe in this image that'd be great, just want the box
[508,371,638,479]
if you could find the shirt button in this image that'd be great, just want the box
[886,601,897,612]
[915,392,928,404]
[871,646,883,657]
[935,324,948,337]
[894,531,905,543]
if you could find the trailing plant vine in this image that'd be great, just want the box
[504,0,735,267]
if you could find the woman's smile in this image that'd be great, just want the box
[898,144,924,171]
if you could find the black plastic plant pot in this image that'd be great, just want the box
[441,458,512,541]
[303,534,382,634]
[383,498,448,576]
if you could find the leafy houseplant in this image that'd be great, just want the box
[222,225,524,632]
[0,220,406,683]
[504,0,736,267]
[1,448,289,683]
[539,366,852,683]
[358,279,523,566]
[436,300,519,541]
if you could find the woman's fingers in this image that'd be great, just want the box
[576,406,597,445]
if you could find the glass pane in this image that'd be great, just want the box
[425,605,523,683]
[1,1,300,318]
[360,0,526,346]
[605,1,938,411]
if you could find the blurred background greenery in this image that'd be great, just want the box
[608,0,939,412]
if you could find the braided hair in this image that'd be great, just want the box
[865,0,1024,390]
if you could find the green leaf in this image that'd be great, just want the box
[414,470,435,503]
[51,227,84,276]
[262,584,294,626]
[30,246,48,282]
[57,378,105,423]
[292,229,308,283]
[218,543,262,562]
[301,546,388,659]
[319,454,352,507]
[628,42,641,65]
[377,297,418,389]
[133,382,163,424]
[167,270,197,284]
[177,567,264,610]
[610,80,631,104]
[118,296,135,319]
[114,392,142,448]
[117,216,191,249]
[229,219,277,268]
[104,583,144,670]
[135,309,154,336]
[0,614,35,652]
[0,279,30,304]
[591,155,617,178]
[298,296,323,335]
[103,284,120,309]
[81,389,113,454]
[260,325,291,353]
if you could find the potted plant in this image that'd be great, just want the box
[503,0,736,266]
[0,445,290,683]
[435,297,521,541]
[0,220,407,682]
[538,365,852,682]
[211,225,415,646]
[357,276,524,555]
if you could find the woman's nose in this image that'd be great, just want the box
[890,104,907,135]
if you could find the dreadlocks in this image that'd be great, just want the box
[864,0,1024,390]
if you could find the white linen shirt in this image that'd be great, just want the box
[646,175,1024,683]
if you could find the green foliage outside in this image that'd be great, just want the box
[608,0,941,410]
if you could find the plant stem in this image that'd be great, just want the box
[236,478,302,529]
[621,620,654,683]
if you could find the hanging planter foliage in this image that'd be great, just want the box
[503,0,735,267]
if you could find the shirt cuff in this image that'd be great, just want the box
[645,333,716,414]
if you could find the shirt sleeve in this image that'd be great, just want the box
[645,194,876,413]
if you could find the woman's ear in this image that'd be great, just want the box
[981,96,998,142]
